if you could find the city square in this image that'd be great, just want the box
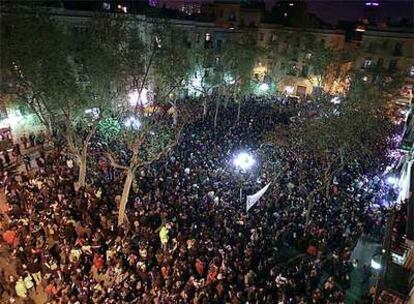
[0,1,413,303]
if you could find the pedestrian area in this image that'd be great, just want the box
[346,235,381,303]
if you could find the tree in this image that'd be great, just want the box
[105,114,185,227]
[188,45,218,117]
[152,25,193,125]
[287,74,397,225]
[64,14,129,187]
[263,31,291,94]
[1,8,128,187]
[301,34,352,97]
[103,17,189,226]
[218,38,257,125]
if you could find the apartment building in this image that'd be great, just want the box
[356,25,414,105]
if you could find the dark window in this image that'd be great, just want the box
[393,42,403,56]
[367,42,376,53]
[296,86,306,96]
[389,59,398,71]
[216,39,222,50]
[377,58,384,67]
[301,65,309,77]
[287,64,297,76]
[196,33,200,43]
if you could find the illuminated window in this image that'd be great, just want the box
[388,59,398,72]
[117,5,127,13]
[155,36,162,48]
[410,65,414,77]
[363,58,372,69]
[103,2,110,10]
[205,33,211,42]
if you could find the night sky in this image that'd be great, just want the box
[188,0,413,25]
[303,0,414,25]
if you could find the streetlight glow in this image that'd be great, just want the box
[124,116,141,130]
[259,83,269,92]
[128,89,149,106]
[234,152,255,171]
[371,259,381,270]
[386,176,398,186]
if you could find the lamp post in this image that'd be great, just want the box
[233,152,255,203]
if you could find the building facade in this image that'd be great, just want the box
[1,2,413,143]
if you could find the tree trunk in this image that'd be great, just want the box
[237,97,241,125]
[305,190,316,227]
[78,153,87,188]
[203,97,207,118]
[172,100,178,126]
[213,97,219,131]
[306,200,313,227]
[118,168,135,227]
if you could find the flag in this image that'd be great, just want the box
[246,183,271,212]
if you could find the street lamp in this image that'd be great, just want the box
[124,116,141,130]
[259,83,269,92]
[234,152,255,171]
[386,175,398,187]
[233,152,255,203]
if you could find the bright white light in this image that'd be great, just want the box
[330,97,341,104]
[124,116,141,130]
[371,259,381,270]
[233,152,255,171]
[224,74,235,85]
[191,76,201,88]
[128,89,149,106]
[85,108,100,118]
[387,176,398,186]
[362,76,368,82]
[285,85,294,95]
[259,83,269,92]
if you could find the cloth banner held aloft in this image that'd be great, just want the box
[246,183,271,212]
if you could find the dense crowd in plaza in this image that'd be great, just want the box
[0,100,396,303]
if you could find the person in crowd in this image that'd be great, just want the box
[20,135,28,150]
[28,133,35,147]
[0,99,394,303]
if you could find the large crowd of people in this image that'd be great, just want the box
[0,100,396,303]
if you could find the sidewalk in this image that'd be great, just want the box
[346,235,381,303]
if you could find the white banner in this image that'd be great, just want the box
[246,183,271,212]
